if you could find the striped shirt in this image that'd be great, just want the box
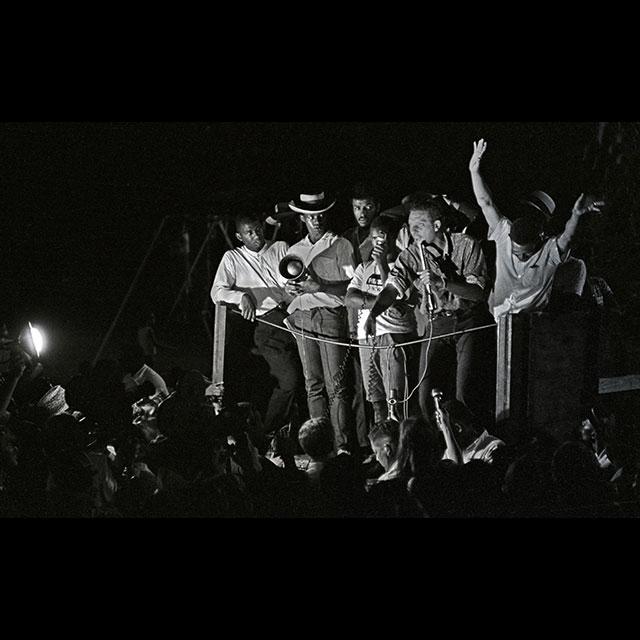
[387,232,488,314]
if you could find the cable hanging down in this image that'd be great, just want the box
[228,307,495,350]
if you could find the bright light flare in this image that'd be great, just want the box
[29,322,45,358]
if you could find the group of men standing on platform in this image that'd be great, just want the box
[210,139,604,456]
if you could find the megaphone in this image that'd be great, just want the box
[279,255,308,282]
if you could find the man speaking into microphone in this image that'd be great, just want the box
[365,193,495,423]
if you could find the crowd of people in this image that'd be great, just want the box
[1,139,638,518]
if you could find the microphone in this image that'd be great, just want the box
[387,389,400,422]
[431,388,444,429]
[419,241,436,313]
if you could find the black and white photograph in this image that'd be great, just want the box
[2,121,639,518]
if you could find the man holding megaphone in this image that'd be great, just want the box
[283,191,357,455]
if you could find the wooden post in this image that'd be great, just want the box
[495,310,599,442]
[207,302,227,413]
[598,375,640,394]
[495,313,512,425]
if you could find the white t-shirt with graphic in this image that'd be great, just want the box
[348,260,415,339]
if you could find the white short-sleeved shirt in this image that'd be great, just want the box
[489,217,565,320]
[286,232,356,313]
[348,260,415,339]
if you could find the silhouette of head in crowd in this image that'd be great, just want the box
[369,419,400,473]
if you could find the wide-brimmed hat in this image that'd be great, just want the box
[521,190,556,220]
[288,191,336,215]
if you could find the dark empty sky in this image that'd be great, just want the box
[0,120,602,328]
[3,121,594,233]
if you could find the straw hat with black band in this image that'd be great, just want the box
[288,191,336,215]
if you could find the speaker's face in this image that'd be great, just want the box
[408,210,439,244]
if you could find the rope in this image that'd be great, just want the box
[229,308,495,350]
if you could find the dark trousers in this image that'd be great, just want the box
[288,307,354,452]
[253,311,303,436]
[418,310,496,424]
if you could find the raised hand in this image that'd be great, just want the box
[469,138,487,172]
[371,239,387,264]
[572,193,605,217]
[273,424,297,461]
[239,293,256,322]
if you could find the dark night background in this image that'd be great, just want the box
[2,122,639,402]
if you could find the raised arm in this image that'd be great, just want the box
[436,407,463,466]
[557,193,604,256]
[468,139,503,232]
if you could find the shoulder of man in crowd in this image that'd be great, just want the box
[333,234,355,248]
[269,239,290,253]
[451,231,484,250]
[221,247,241,261]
